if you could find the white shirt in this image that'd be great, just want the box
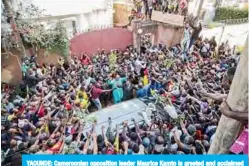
[36,68,43,76]
[201,43,210,53]
[138,144,145,154]
[189,45,195,53]
[148,0,153,7]
[135,60,143,75]
[84,77,92,89]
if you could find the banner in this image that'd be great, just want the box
[23,155,248,166]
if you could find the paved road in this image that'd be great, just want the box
[200,23,248,47]
[188,0,248,47]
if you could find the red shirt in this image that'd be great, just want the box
[18,104,26,114]
[171,96,176,103]
[64,101,72,111]
[91,86,103,99]
[144,68,148,75]
[81,57,90,65]
[195,130,203,140]
[38,105,45,118]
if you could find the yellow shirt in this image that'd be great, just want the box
[77,90,88,100]
[8,114,15,121]
[114,138,119,153]
[76,90,89,109]
[143,75,149,86]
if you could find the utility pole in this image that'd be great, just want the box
[208,37,248,154]
[196,0,205,19]
[218,24,225,46]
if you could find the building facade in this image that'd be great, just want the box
[3,0,114,38]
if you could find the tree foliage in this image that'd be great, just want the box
[214,7,249,21]
[109,52,117,71]
[2,2,69,57]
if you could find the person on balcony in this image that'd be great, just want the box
[147,0,153,20]
[162,0,169,13]
[179,0,188,16]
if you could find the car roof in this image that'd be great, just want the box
[83,98,150,134]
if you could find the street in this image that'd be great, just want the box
[201,23,248,47]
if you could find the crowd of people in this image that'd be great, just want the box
[1,19,247,165]
[132,0,188,21]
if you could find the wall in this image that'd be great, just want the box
[70,28,133,57]
[2,27,133,85]
[132,20,184,50]
[12,0,111,17]
[157,24,184,47]
[8,0,114,38]
[1,49,61,85]
[36,50,61,65]
[152,11,184,27]
[1,52,22,85]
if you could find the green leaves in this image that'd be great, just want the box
[109,52,117,71]
[2,2,69,57]
[20,21,69,57]
[164,59,173,69]
[214,7,249,21]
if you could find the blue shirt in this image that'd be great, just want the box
[62,83,70,89]
[136,88,147,98]
[5,103,14,113]
[148,82,162,96]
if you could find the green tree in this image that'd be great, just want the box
[2,0,26,56]
[2,1,69,57]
